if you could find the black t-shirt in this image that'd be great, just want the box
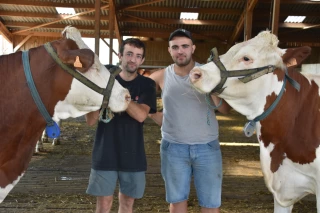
[91,74,157,172]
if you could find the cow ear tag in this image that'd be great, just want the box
[243,121,255,137]
[74,56,83,68]
[46,121,61,138]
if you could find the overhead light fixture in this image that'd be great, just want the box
[284,16,306,23]
[55,7,76,15]
[180,12,199,20]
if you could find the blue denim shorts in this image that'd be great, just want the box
[86,169,146,199]
[160,139,222,208]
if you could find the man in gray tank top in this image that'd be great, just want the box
[149,29,231,213]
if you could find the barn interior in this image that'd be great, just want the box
[1,0,320,212]
[0,0,320,66]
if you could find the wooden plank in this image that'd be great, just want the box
[120,6,241,15]
[228,0,258,45]
[102,39,118,55]
[244,0,253,41]
[120,0,165,10]
[0,0,94,8]
[12,5,109,35]
[108,0,115,64]
[0,21,12,42]
[271,0,280,36]
[110,0,122,47]
[94,0,101,56]
[13,34,32,52]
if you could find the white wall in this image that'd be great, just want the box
[82,38,119,65]
[301,64,320,74]
[0,35,13,55]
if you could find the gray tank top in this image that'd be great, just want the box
[161,63,219,144]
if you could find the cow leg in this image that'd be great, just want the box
[41,129,49,143]
[274,197,293,213]
[52,137,60,145]
[52,120,61,146]
[35,138,44,153]
[34,129,48,153]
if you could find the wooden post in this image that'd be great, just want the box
[94,0,101,56]
[244,0,253,41]
[108,0,115,64]
[271,0,280,36]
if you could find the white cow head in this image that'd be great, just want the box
[189,31,310,120]
[53,26,130,120]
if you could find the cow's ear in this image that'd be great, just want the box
[56,40,95,73]
[73,49,95,73]
[61,49,94,73]
[282,46,311,68]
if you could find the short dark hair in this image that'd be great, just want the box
[119,38,146,59]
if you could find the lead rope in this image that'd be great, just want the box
[22,51,60,138]
[205,93,223,125]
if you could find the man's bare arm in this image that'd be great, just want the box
[126,101,150,123]
[149,112,163,126]
[85,110,99,126]
[211,95,232,114]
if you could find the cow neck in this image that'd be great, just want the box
[22,51,60,138]
[243,67,299,137]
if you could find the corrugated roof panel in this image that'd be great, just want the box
[0,0,318,45]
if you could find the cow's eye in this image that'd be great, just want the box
[243,56,250,61]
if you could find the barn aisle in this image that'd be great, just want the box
[0,111,316,213]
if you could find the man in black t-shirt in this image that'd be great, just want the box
[85,38,157,213]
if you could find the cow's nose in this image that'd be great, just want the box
[189,68,202,83]
[125,94,131,102]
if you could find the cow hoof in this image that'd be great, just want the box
[35,147,45,153]
[52,139,60,145]
[42,136,49,143]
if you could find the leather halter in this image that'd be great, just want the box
[206,47,301,137]
[208,48,278,94]
[44,42,120,123]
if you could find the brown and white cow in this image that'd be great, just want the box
[0,26,130,203]
[189,31,320,212]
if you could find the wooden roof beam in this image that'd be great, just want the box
[108,0,122,46]
[12,30,320,45]
[7,20,317,35]
[0,11,108,21]
[120,0,165,10]
[13,34,32,52]
[2,8,319,21]
[120,6,241,15]
[12,5,109,35]
[0,0,94,8]
[5,22,94,29]
[108,0,115,64]
[121,16,236,26]
[228,0,259,45]
[259,0,320,4]
[94,0,101,56]
[0,21,12,42]
[271,0,280,36]
[124,14,225,42]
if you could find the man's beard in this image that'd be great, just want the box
[124,64,137,73]
[174,56,191,67]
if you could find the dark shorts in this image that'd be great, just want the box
[86,169,146,199]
